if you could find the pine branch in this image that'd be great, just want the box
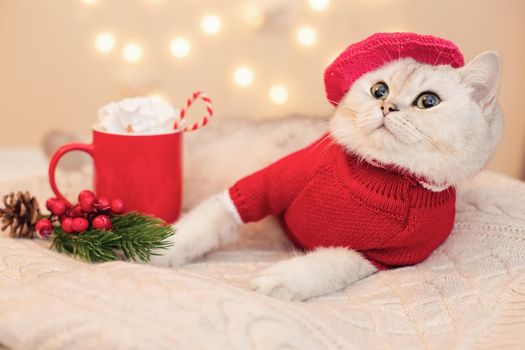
[112,212,175,262]
[51,228,121,262]
[51,212,175,263]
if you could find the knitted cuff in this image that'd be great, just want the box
[222,189,243,225]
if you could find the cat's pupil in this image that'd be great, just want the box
[371,82,389,100]
[423,95,436,107]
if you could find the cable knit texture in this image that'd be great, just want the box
[324,32,465,105]
[0,119,524,349]
[229,135,456,269]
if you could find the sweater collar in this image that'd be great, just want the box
[365,158,452,193]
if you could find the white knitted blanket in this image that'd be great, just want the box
[0,119,524,349]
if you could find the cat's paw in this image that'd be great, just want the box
[250,258,321,301]
[149,191,239,268]
[148,228,193,267]
[250,248,378,301]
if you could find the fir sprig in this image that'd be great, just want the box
[51,212,175,263]
[112,213,174,261]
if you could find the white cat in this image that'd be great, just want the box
[150,51,502,301]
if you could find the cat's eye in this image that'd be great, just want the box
[415,92,441,109]
[370,82,389,100]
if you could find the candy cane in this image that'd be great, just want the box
[173,91,214,132]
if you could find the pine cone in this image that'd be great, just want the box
[0,191,41,238]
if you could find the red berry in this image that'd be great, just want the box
[92,215,112,230]
[68,204,84,218]
[110,199,125,214]
[78,190,96,203]
[46,198,58,211]
[35,218,52,233]
[41,228,52,237]
[50,200,68,216]
[80,196,96,213]
[72,217,89,233]
[96,196,110,211]
[61,217,74,233]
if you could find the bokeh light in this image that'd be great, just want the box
[122,42,143,63]
[309,0,330,11]
[148,92,169,103]
[296,26,317,47]
[233,66,254,87]
[170,37,191,58]
[240,2,265,27]
[94,32,116,53]
[200,15,222,35]
[268,84,289,105]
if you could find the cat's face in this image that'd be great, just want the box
[330,52,502,189]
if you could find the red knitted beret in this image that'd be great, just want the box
[324,32,465,106]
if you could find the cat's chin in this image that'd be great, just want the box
[329,128,452,190]
[373,126,400,141]
[367,126,415,150]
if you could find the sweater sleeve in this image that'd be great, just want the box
[228,135,329,223]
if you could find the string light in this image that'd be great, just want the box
[241,2,265,27]
[308,0,330,11]
[268,84,289,105]
[170,37,191,58]
[148,92,169,103]
[233,66,254,87]
[122,42,143,63]
[296,26,317,47]
[200,15,222,35]
[94,32,116,53]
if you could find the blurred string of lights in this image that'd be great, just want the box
[88,0,331,106]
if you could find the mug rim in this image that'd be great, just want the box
[92,124,183,137]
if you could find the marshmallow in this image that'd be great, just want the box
[97,97,180,134]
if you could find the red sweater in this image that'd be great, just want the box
[229,135,456,269]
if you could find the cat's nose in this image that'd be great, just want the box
[380,102,399,117]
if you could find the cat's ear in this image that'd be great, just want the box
[459,51,501,109]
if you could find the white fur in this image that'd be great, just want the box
[149,191,239,267]
[250,248,377,301]
[330,52,502,188]
[151,52,502,301]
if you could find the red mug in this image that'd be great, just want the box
[48,92,213,223]
[49,128,183,223]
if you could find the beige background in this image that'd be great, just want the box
[1,0,524,179]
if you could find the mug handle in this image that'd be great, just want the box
[48,143,94,206]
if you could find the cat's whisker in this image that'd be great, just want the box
[381,46,393,63]
[336,104,360,115]
[356,118,380,126]
[356,120,383,133]
[302,121,331,139]
[313,137,337,166]
[382,118,453,183]
[311,119,332,128]
[310,133,334,153]
[285,91,340,108]
[433,46,445,66]
[370,51,389,66]
[416,137,453,183]
[413,125,455,157]
[327,98,342,106]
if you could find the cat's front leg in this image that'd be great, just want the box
[149,191,240,267]
[250,247,377,301]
